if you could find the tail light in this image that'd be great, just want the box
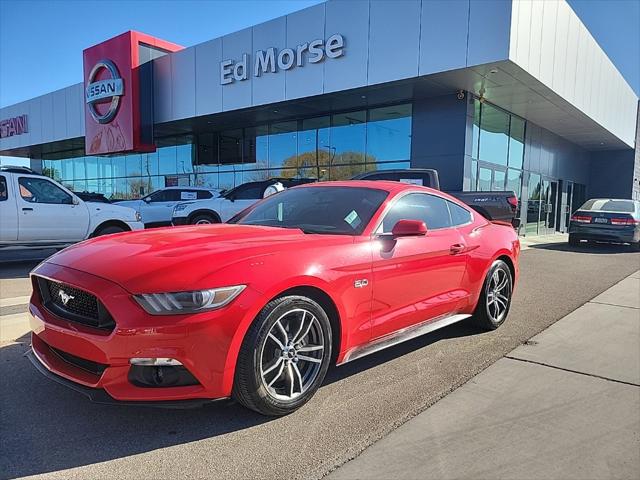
[610,217,639,226]
[507,195,518,210]
[570,214,592,223]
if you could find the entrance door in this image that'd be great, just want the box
[564,182,574,232]
[541,180,559,235]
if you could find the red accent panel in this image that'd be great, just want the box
[83,31,182,155]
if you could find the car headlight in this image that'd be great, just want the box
[134,285,246,315]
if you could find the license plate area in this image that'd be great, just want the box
[593,217,608,224]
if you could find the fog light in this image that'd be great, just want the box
[129,357,183,366]
[128,364,200,388]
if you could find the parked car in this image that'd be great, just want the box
[353,169,519,227]
[72,191,112,204]
[115,186,221,227]
[0,170,143,249]
[27,180,519,415]
[569,198,640,249]
[172,178,316,225]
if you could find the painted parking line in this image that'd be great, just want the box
[0,312,31,343]
[0,296,31,308]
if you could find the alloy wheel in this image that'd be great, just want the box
[486,267,511,323]
[259,308,325,401]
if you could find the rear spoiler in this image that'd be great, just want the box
[492,219,521,230]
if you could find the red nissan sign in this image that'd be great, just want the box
[83,31,182,155]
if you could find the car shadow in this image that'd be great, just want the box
[325,321,480,385]
[530,242,638,254]
[0,320,478,479]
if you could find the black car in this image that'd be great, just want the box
[72,191,112,204]
[569,198,640,249]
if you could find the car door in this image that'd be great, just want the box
[370,192,468,340]
[0,174,18,242]
[221,183,265,221]
[16,175,89,242]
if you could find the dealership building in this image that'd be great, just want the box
[1,0,638,236]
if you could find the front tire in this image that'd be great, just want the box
[233,295,332,416]
[190,212,220,225]
[93,224,127,237]
[472,260,513,331]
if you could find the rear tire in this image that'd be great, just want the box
[472,260,513,331]
[190,212,220,225]
[233,295,332,416]
[568,234,580,246]
[93,224,127,237]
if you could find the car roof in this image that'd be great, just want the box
[294,179,437,194]
[161,186,218,191]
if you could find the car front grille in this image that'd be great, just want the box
[35,276,116,331]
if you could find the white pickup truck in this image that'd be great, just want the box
[0,168,143,249]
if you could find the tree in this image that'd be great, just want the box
[278,150,377,180]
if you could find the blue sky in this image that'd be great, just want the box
[0,0,638,165]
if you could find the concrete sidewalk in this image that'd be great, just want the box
[328,271,640,480]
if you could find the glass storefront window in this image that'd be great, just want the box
[478,167,492,192]
[506,168,522,197]
[472,99,480,160]
[470,160,478,190]
[269,121,297,173]
[219,129,243,167]
[526,173,542,235]
[158,140,177,175]
[367,104,411,162]
[492,170,506,191]
[331,111,366,166]
[478,103,509,166]
[508,116,525,168]
[40,102,415,198]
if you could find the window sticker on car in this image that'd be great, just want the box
[181,191,197,200]
[400,178,423,186]
[278,203,283,222]
[344,210,362,229]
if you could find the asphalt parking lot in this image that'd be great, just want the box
[1,243,639,480]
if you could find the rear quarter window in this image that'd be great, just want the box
[0,176,7,201]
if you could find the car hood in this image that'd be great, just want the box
[88,202,139,221]
[45,224,351,293]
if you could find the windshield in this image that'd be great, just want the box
[580,199,636,213]
[231,186,389,235]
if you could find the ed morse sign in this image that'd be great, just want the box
[83,31,182,155]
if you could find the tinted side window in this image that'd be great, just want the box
[234,184,264,200]
[18,177,72,204]
[147,190,167,202]
[381,193,452,232]
[0,176,7,201]
[196,190,213,200]
[448,201,472,226]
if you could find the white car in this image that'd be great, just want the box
[172,179,305,225]
[115,186,221,227]
[0,168,143,249]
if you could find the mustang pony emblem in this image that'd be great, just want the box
[58,290,75,306]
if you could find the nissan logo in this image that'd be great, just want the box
[85,59,124,124]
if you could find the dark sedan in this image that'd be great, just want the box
[569,198,640,249]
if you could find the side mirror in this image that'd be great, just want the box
[143,197,151,203]
[391,219,428,237]
[72,196,80,205]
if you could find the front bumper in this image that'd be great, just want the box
[26,347,227,408]
[171,216,189,226]
[28,261,258,404]
[126,220,145,231]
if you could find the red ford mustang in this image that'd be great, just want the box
[28,181,519,415]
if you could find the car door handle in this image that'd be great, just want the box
[450,243,466,254]
[22,207,33,212]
